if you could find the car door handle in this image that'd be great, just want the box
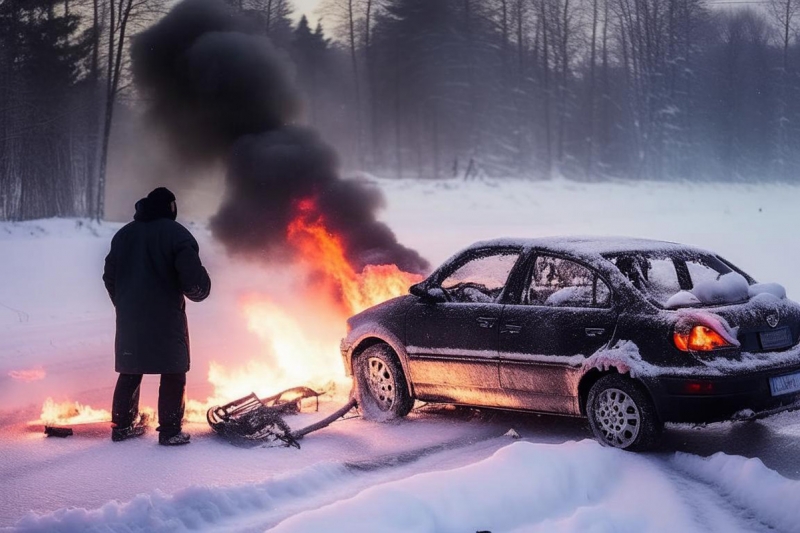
[501,323,522,334]
[476,317,498,329]
[585,327,606,337]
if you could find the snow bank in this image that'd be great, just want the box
[270,440,701,533]
[12,461,352,533]
[672,452,800,533]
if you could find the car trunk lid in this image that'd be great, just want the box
[708,294,800,353]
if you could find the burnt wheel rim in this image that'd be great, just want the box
[366,357,395,411]
[593,387,641,448]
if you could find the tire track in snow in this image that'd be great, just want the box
[342,426,502,472]
[653,455,777,533]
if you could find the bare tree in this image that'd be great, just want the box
[767,0,799,177]
[768,0,799,72]
[320,0,373,165]
[538,0,554,177]
[96,0,165,219]
[585,0,600,179]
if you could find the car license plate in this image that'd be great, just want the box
[770,371,800,396]
[759,327,793,350]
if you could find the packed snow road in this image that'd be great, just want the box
[3,178,800,531]
[4,408,800,532]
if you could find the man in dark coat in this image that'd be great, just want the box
[103,187,211,445]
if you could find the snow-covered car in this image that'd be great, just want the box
[341,237,800,450]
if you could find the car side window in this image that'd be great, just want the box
[524,255,611,308]
[440,251,521,303]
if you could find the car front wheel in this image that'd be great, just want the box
[587,374,662,451]
[354,343,414,422]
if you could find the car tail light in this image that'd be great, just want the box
[683,380,715,394]
[673,325,735,352]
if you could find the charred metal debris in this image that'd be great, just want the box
[207,386,357,448]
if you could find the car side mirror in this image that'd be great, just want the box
[410,282,446,302]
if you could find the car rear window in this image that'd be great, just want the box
[603,252,746,308]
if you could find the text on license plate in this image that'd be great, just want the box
[769,371,800,396]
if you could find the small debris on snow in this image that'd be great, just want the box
[44,426,73,438]
[504,429,520,439]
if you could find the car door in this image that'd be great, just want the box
[405,247,523,406]
[498,253,618,414]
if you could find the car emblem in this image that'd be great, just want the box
[766,314,779,328]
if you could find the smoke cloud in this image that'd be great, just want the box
[132,0,428,273]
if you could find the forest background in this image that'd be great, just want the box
[1,0,799,220]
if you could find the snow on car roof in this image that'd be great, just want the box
[466,236,710,259]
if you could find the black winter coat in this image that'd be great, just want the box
[103,211,211,374]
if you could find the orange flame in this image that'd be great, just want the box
[199,196,423,406]
[203,298,343,401]
[37,397,112,426]
[287,197,423,315]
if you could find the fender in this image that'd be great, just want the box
[343,323,416,397]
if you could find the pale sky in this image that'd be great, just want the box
[291,0,324,26]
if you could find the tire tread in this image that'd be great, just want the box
[354,343,414,421]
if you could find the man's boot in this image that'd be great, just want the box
[111,413,149,442]
[159,431,190,446]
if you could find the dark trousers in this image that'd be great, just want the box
[112,373,186,436]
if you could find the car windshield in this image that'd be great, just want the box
[603,251,749,308]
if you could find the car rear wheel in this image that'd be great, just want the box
[354,344,414,422]
[587,374,662,451]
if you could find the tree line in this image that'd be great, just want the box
[0,0,164,219]
[1,0,799,220]
[317,0,800,182]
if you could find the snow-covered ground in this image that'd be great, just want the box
[3,178,800,532]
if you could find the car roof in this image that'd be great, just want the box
[466,236,711,261]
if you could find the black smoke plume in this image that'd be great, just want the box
[131,0,428,274]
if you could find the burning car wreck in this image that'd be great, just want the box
[342,237,800,451]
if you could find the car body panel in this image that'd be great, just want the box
[498,304,618,414]
[405,301,502,403]
[342,296,416,390]
[642,360,800,423]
